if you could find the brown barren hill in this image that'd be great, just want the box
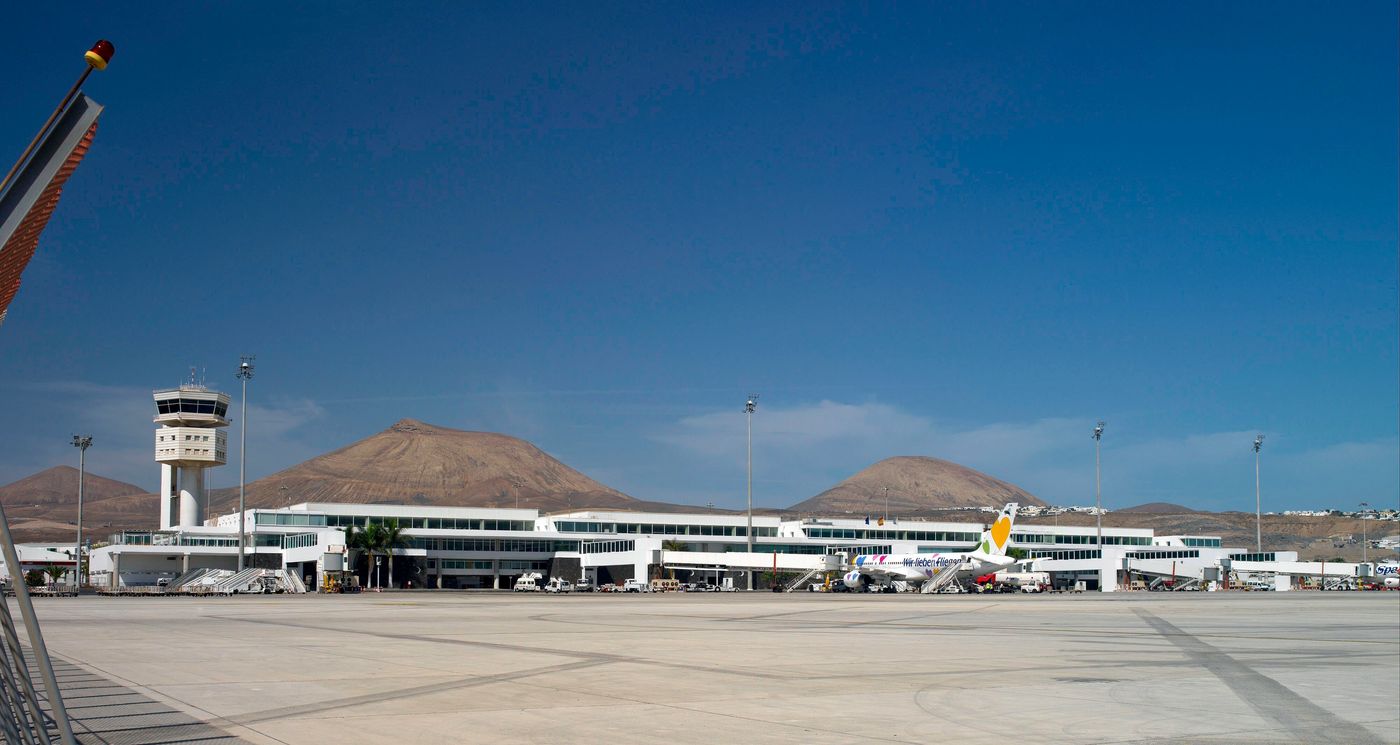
[0,466,146,509]
[790,456,1047,515]
[0,466,155,542]
[208,419,641,513]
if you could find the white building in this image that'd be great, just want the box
[88,496,1333,592]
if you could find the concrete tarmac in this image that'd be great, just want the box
[22,591,1400,744]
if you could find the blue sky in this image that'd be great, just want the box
[0,4,1395,512]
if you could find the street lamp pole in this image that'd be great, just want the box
[745,394,758,591]
[1253,434,1264,553]
[1092,422,1104,548]
[883,486,889,524]
[236,356,255,571]
[71,436,92,590]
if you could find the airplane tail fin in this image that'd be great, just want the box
[977,503,1018,556]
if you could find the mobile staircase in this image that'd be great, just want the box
[920,562,968,594]
[165,567,214,591]
[280,569,307,594]
[1171,577,1200,591]
[783,569,823,592]
[212,567,264,594]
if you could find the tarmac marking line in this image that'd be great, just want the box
[215,614,802,681]
[230,657,611,725]
[1133,608,1385,745]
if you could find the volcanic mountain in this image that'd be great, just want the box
[0,466,153,541]
[790,456,1047,514]
[207,419,644,513]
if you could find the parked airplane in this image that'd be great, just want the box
[1369,562,1399,589]
[842,502,1019,592]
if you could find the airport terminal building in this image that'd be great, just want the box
[87,500,1298,592]
[82,383,1333,593]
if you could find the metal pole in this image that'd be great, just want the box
[0,69,92,197]
[0,504,76,744]
[746,400,753,591]
[1093,422,1104,549]
[236,357,254,572]
[1360,502,1369,564]
[239,374,246,570]
[77,446,83,588]
[73,439,89,590]
[883,487,888,524]
[1253,434,1264,553]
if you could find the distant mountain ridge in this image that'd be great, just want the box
[789,456,1047,514]
[0,466,153,542]
[207,418,642,514]
[0,426,1380,563]
[0,466,145,509]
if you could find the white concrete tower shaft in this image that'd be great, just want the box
[153,385,230,529]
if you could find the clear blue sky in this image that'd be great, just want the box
[1,3,1395,512]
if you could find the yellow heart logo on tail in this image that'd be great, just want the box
[991,516,1011,549]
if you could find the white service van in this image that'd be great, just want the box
[513,574,542,592]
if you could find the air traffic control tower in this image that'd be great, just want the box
[153,383,230,529]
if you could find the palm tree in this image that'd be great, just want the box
[381,519,408,589]
[661,539,686,580]
[43,565,66,588]
[363,523,387,590]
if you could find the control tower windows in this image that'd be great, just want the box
[154,398,231,417]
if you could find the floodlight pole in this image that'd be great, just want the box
[1360,501,1369,564]
[236,356,255,571]
[745,394,758,590]
[1253,434,1264,553]
[1092,422,1104,548]
[71,435,92,589]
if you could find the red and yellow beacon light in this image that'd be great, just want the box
[84,40,115,70]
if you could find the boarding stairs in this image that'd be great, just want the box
[1171,577,1200,592]
[212,567,264,594]
[165,567,213,591]
[920,562,968,594]
[783,569,823,592]
[280,569,308,594]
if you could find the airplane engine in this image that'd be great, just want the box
[843,570,868,591]
[1384,576,1399,589]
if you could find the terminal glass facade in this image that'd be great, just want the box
[1127,549,1199,559]
[1229,552,1278,562]
[555,520,777,537]
[1027,548,1103,560]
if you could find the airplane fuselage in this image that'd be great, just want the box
[851,552,1013,583]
